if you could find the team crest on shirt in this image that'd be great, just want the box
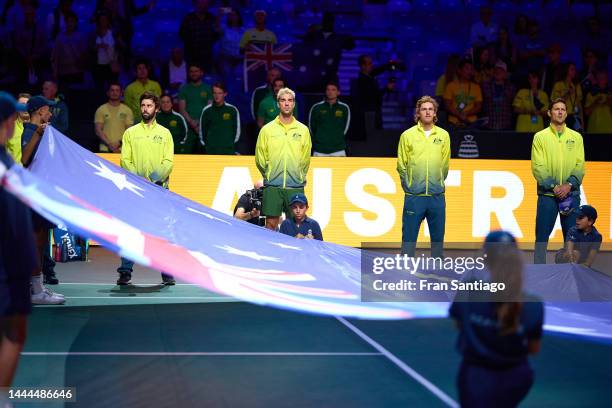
[433,137,443,145]
[292,133,301,140]
[566,139,575,150]
[223,113,231,120]
[335,110,343,117]
[200,91,208,98]
[153,135,164,143]
[169,120,177,127]
[321,109,328,114]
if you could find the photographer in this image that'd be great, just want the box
[234,180,264,225]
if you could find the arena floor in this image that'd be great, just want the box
[12,247,612,408]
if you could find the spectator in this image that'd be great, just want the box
[117,91,174,285]
[513,14,529,49]
[239,9,277,53]
[51,10,87,86]
[583,16,609,64]
[6,93,30,164]
[397,95,450,258]
[257,77,299,127]
[94,82,133,153]
[199,82,240,155]
[160,47,187,98]
[541,43,562,98]
[303,12,355,84]
[46,0,73,42]
[551,62,584,131]
[579,48,600,97]
[280,193,323,241]
[217,9,243,83]
[443,59,483,127]
[435,54,460,102]
[481,61,516,130]
[494,26,516,73]
[350,54,394,139]
[178,64,212,153]
[0,91,39,390]
[124,59,162,123]
[584,70,612,134]
[250,67,281,120]
[450,230,543,408]
[179,0,220,73]
[516,20,546,76]
[21,95,64,294]
[90,12,119,92]
[41,80,69,133]
[156,94,189,154]
[474,47,494,84]
[234,180,264,226]
[309,80,350,156]
[93,0,154,67]
[470,6,498,48]
[11,5,48,90]
[531,98,585,264]
[513,71,549,133]
[556,205,601,268]
[255,87,311,231]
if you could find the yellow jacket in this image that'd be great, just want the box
[397,123,450,195]
[120,120,174,186]
[531,124,584,196]
[255,116,311,188]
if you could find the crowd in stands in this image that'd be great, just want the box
[435,6,611,134]
[0,1,610,158]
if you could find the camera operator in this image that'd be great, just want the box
[234,180,264,225]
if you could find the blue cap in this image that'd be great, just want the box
[289,193,308,206]
[484,230,516,245]
[0,92,27,123]
[27,95,54,114]
[576,205,597,221]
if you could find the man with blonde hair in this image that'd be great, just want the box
[397,95,450,257]
[256,87,311,231]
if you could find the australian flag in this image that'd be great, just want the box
[243,42,292,92]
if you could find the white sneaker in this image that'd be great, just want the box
[32,290,65,305]
[43,287,65,299]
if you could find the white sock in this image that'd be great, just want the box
[31,275,44,294]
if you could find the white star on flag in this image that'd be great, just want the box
[187,207,232,225]
[86,160,145,197]
[215,245,281,262]
[269,242,302,250]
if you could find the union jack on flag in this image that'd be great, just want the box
[243,43,292,92]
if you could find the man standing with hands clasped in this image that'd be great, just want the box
[255,87,311,231]
[117,91,175,285]
[531,97,585,264]
[397,95,450,258]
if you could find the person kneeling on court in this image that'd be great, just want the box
[279,193,323,240]
[449,230,543,408]
[555,205,601,268]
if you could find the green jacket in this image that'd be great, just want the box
[255,116,311,188]
[308,100,350,153]
[199,102,240,155]
[156,110,188,154]
[120,120,174,187]
[531,124,585,196]
[397,123,450,196]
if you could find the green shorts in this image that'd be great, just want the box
[262,186,305,217]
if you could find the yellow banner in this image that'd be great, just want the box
[100,155,611,247]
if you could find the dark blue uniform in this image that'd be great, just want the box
[0,146,37,316]
[449,294,544,408]
[279,217,323,241]
[566,226,602,263]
